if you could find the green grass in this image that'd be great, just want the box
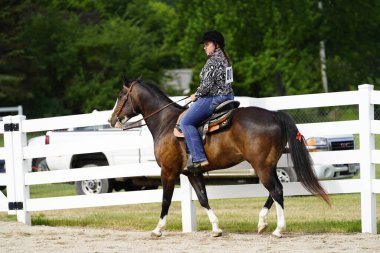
[29,183,76,198]
[1,184,379,233]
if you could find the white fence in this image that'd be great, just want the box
[0,105,23,116]
[0,84,379,234]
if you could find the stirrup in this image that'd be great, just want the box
[184,155,208,173]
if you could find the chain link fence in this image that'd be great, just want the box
[283,105,380,124]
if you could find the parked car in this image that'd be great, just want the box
[41,123,359,195]
[27,135,50,172]
[305,135,359,179]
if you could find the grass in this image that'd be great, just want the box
[1,183,379,233]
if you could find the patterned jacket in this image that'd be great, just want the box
[195,48,234,97]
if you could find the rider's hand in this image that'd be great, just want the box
[190,94,197,102]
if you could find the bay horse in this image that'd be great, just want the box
[108,79,331,238]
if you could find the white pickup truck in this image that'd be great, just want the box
[44,124,262,195]
[42,122,359,195]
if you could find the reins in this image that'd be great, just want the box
[116,82,190,130]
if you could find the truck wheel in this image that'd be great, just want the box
[75,164,112,195]
[276,167,297,183]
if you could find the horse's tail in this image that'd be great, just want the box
[276,111,331,206]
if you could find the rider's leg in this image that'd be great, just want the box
[180,94,234,169]
[180,97,213,164]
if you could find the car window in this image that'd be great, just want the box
[73,125,111,131]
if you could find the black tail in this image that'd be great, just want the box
[276,111,331,206]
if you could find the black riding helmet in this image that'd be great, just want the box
[199,30,225,48]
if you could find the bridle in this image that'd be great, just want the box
[113,81,138,125]
[113,81,190,130]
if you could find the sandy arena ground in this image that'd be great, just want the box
[1,221,379,253]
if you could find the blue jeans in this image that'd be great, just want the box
[179,94,234,163]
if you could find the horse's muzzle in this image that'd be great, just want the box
[108,117,119,128]
[109,116,128,129]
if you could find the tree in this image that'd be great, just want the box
[168,0,380,97]
[321,0,380,91]
[0,1,36,107]
[0,0,178,117]
[168,0,324,97]
[1,0,379,117]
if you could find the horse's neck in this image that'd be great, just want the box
[141,97,182,139]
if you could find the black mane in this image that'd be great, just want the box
[137,79,186,110]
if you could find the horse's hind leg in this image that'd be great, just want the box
[257,167,286,238]
[271,176,285,238]
[187,173,223,237]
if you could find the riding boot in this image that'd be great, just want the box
[183,154,209,173]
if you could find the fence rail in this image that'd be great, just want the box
[0,84,378,233]
[0,106,23,116]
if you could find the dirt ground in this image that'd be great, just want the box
[1,221,379,253]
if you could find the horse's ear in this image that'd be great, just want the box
[122,75,130,87]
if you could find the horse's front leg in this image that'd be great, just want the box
[258,195,274,234]
[151,174,176,237]
[187,173,223,237]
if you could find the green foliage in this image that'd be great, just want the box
[0,0,176,117]
[322,0,380,91]
[173,0,324,97]
[65,17,164,112]
[0,0,379,117]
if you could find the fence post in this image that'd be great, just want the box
[11,115,31,225]
[3,116,16,215]
[358,84,377,234]
[180,174,196,232]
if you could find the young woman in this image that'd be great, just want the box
[180,30,234,172]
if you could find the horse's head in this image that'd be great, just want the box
[108,79,140,128]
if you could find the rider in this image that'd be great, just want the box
[180,30,234,172]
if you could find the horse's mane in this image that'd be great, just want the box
[137,80,186,110]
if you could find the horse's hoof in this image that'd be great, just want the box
[271,229,282,238]
[212,229,223,237]
[257,223,268,234]
[151,230,162,237]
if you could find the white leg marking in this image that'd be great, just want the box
[272,201,286,238]
[205,208,223,237]
[151,216,167,237]
[257,207,269,234]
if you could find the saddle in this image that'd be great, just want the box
[174,100,240,142]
